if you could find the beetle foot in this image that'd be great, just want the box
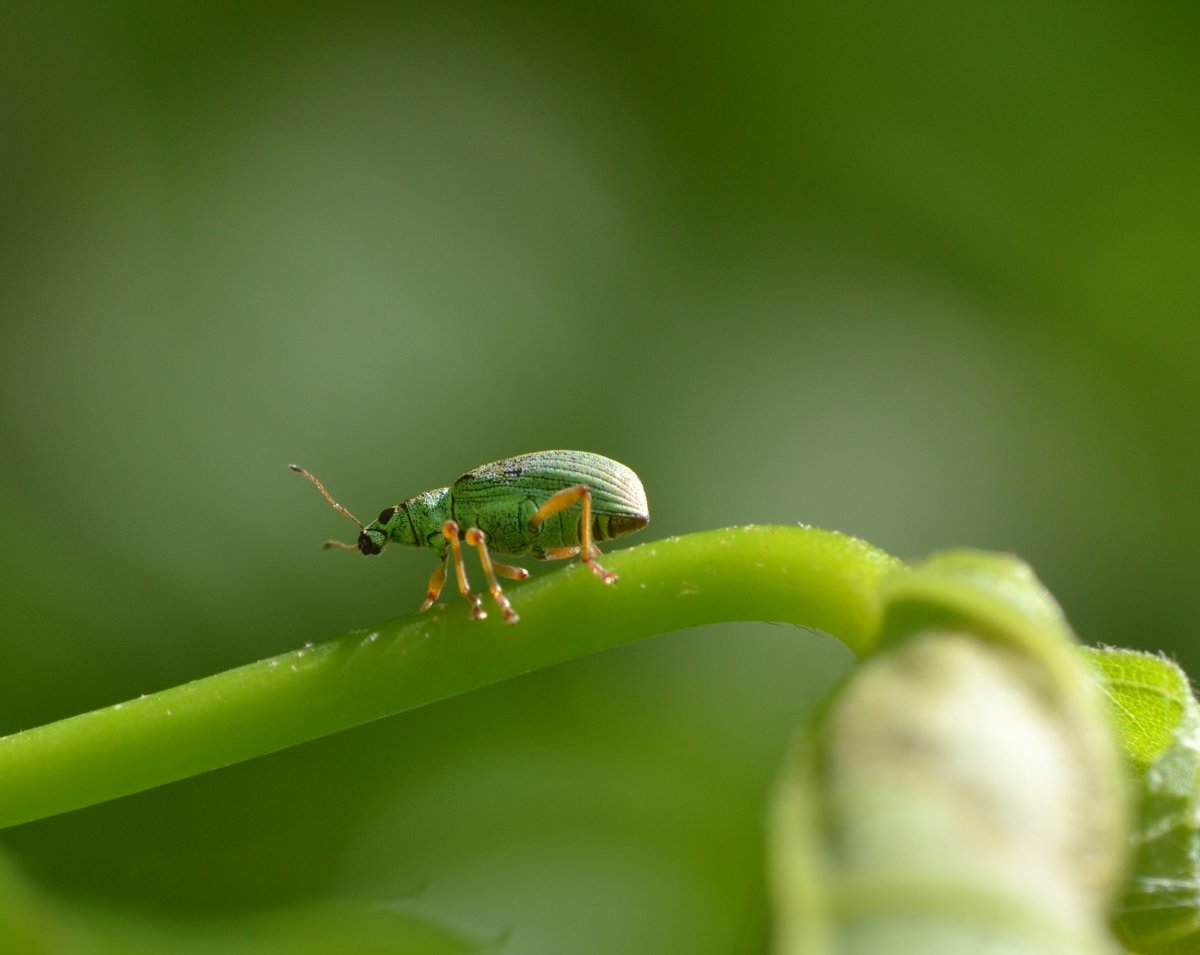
[497,598,520,625]
[585,560,618,585]
[468,595,487,620]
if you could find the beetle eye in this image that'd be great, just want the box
[377,506,397,524]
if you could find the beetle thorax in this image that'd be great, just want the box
[397,487,453,551]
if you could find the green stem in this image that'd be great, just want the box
[0,525,899,830]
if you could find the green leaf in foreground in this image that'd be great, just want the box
[1086,647,1200,954]
[0,525,899,829]
[0,848,480,955]
[770,552,1128,955]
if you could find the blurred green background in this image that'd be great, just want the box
[1,2,1197,952]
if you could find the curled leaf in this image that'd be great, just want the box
[770,552,1127,955]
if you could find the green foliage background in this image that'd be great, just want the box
[1,2,1197,952]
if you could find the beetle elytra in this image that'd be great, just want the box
[290,450,649,624]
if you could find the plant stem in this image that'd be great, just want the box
[0,525,899,829]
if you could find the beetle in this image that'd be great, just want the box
[290,450,649,624]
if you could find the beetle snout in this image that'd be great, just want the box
[357,531,384,556]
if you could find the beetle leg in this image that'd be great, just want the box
[493,561,531,581]
[465,528,519,624]
[537,546,580,560]
[529,485,617,584]
[420,559,448,612]
[441,520,486,620]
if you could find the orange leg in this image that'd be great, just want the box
[493,561,531,581]
[537,546,580,561]
[529,485,616,584]
[465,528,519,624]
[420,559,448,612]
[441,520,485,620]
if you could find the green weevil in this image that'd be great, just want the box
[290,450,649,624]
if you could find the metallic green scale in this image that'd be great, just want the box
[368,451,648,559]
[291,450,648,623]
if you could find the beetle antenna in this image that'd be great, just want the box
[289,464,364,530]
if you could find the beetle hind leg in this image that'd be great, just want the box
[529,485,617,584]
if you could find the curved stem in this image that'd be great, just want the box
[0,525,899,830]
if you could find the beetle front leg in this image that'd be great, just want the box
[464,528,519,625]
[420,559,448,612]
[441,520,486,620]
[529,485,616,584]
